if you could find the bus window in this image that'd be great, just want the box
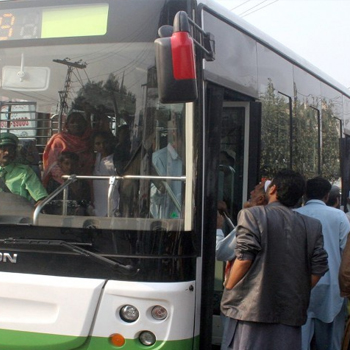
[219,103,247,222]
[260,84,292,178]
[322,111,341,181]
[149,105,185,219]
[294,106,320,178]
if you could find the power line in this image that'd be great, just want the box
[238,0,271,16]
[241,0,279,17]
[234,0,278,17]
[230,0,253,11]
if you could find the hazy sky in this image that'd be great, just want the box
[216,0,350,89]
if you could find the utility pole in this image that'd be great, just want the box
[53,58,87,131]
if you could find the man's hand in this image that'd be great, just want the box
[225,259,252,289]
[217,201,228,229]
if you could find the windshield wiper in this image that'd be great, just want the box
[0,238,139,276]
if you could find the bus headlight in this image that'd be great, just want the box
[151,305,168,320]
[120,305,139,322]
[139,331,156,346]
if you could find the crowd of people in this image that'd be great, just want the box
[0,110,132,216]
[217,170,350,350]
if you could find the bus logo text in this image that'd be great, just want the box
[0,253,18,263]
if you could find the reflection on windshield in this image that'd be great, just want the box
[0,42,186,222]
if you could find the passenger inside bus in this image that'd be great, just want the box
[150,112,184,219]
[92,131,119,216]
[113,124,131,175]
[17,139,41,180]
[0,133,47,207]
[92,109,114,135]
[45,151,92,216]
[42,110,94,187]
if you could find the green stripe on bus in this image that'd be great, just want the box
[0,328,199,349]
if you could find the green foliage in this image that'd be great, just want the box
[260,80,290,178]
[259,80,340,182]
[322,102,341,182]
[73,73,136,117]
[292,101,319,179]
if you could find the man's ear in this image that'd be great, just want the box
[269,184,277,195]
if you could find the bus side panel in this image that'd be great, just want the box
[0,272,104,349]
[89,280,197,348]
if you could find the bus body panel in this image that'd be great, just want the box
[0,277,197,349]
[91,280,197,340]
[0,272,105,348]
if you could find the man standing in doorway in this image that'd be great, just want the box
[221,170,328,350]
[295,177,350,350]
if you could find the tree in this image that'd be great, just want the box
[260,80,290,178]
[73,73,136,125]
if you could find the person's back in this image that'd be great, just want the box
[295,176,350,350]
[221,203,325,326]
[296,203,348,290]
[220,170,328,350]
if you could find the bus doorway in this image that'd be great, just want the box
[218,101,261,222]
[212,100,261,347]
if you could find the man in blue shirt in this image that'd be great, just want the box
[295,177,350,350]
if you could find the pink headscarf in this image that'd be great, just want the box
[42,113,94,186]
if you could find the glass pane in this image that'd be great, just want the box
[260,82,291,178]
[219,106,245,223]
[0,0,188,224]
[293,105,319,178]
[322,107,341,182]
[149,104,185,219]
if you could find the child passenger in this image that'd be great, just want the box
[45,151,91,215]
[92,131,119,216]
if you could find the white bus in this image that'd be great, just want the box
[0,1,350,349]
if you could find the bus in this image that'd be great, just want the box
[0,0,350,349]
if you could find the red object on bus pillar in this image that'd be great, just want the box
[154,11,198,104]
[171,31,196,81]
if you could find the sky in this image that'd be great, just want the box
[215,0,350,89]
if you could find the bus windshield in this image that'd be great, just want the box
[0,0,187,229]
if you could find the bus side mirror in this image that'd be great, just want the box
[154,11,198,104]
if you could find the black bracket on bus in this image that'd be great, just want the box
[154,11,215,104]
[158,14,215,62]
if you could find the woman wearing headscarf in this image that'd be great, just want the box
[42,110,94,187]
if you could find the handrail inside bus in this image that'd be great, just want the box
[33,175,77,225]
[33,174,186,225]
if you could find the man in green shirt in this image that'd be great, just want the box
[0,133,47,205]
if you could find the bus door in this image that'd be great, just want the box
[212,100,261,347]
[218,101,261,221]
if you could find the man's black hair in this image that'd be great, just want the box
[270,169,305,207]
[306,176,332,201]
